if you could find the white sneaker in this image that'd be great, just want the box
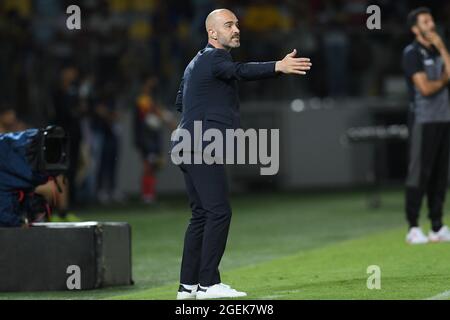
[406,227,429,244]
[196,283,247,300]
[428,225,450,243]
[176,284,198,300]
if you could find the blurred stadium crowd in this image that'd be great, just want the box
[0,0,449,207]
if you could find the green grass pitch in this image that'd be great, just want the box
[1,189,450,300]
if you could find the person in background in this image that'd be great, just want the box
[51,65,84,221]
[0,105,76,222]
[403,7,450,244]
[94,83,124,204]
[134,75,176,203]
[52,65,84,209]
[77,73,98,204]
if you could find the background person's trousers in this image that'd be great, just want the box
[179,162,232,287]
[405,121,450,229]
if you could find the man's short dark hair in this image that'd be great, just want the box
[407,7,431,28]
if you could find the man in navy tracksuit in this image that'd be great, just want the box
[171,9,312,299]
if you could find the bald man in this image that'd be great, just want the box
[172,9,311,299]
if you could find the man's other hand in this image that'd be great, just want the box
[427,32,446,52]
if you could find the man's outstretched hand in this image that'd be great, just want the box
[275,49,312,75]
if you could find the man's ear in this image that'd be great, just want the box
[209,29,217,40]
[411,25,419,37]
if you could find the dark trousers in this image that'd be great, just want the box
[405,121,450,230]
[97,131,119,193]
[179,162,232,287]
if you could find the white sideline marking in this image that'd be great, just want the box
[425,290,450,300]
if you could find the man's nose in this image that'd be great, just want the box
[232,26,240,34]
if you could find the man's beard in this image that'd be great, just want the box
[223,38,240,50]
[230,41,240,48]
[230,36,240,48]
